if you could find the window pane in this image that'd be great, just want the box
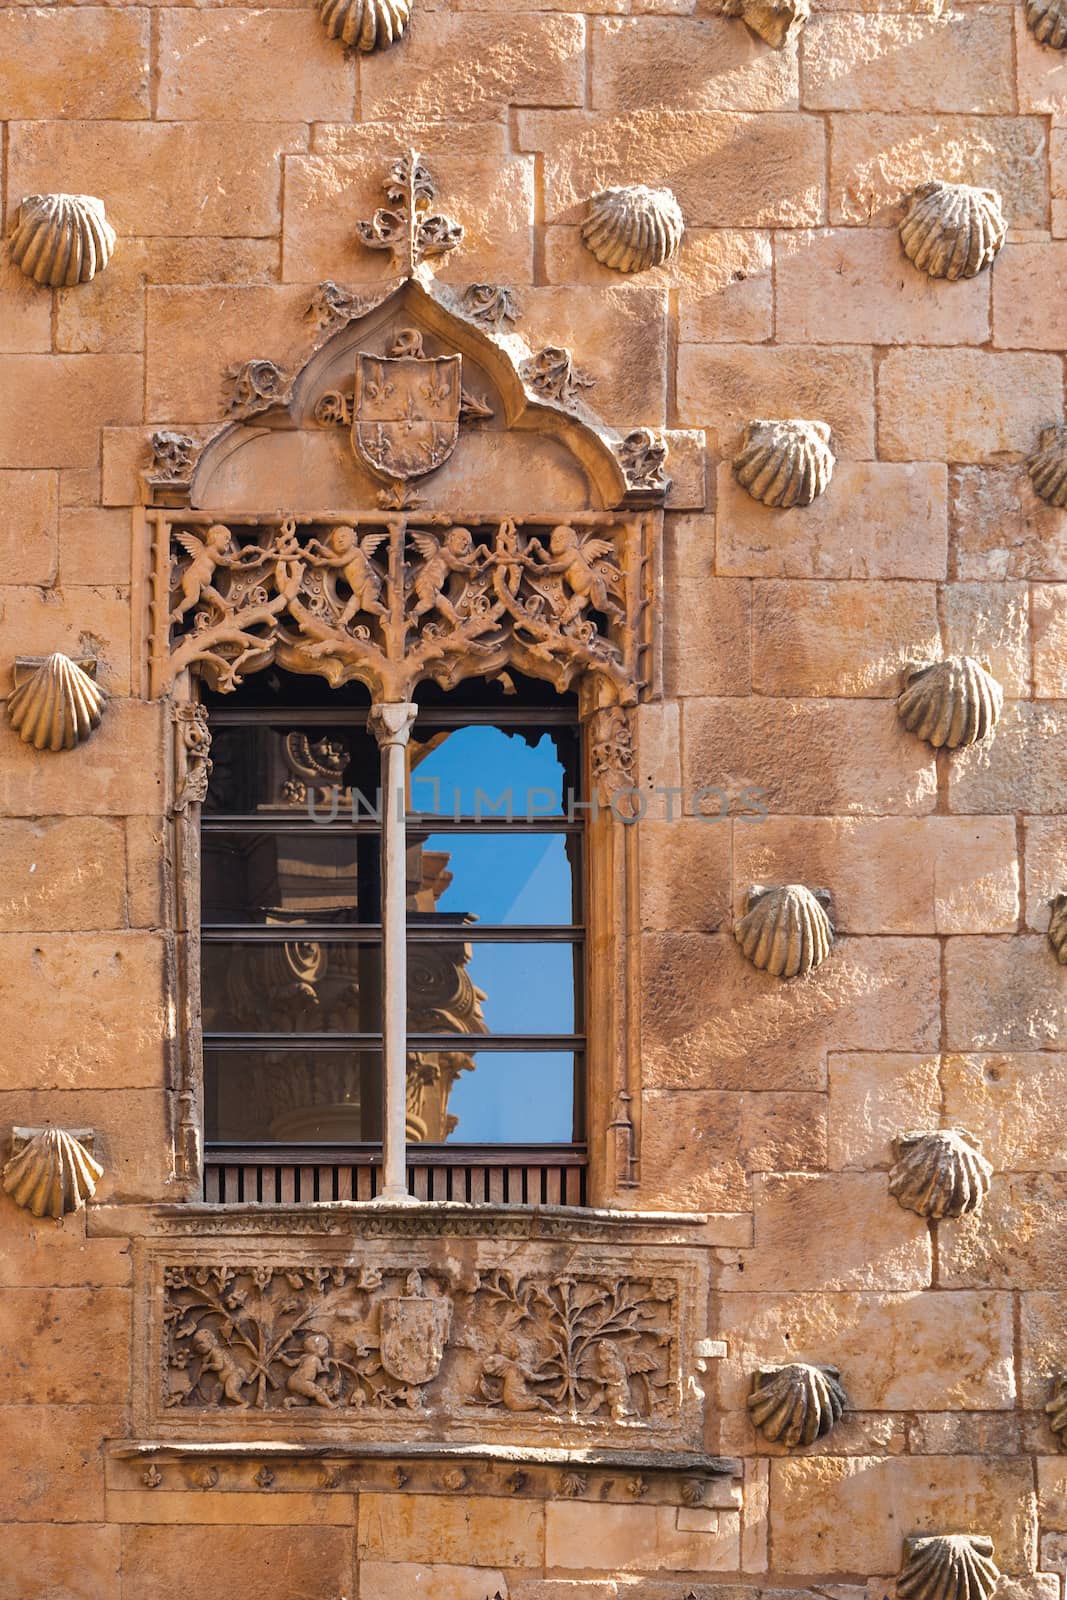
[434,1051,580,1143]
[204,723,380,816]
[205,1048,381,1143]
[202,941,382,1034]
[407,832,579,925]
[408,941,578,1035]
[408,725,579,819]
[202,833,380,926]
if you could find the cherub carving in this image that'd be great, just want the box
[409,526,487,626]
[281,1332,338,1409]
[481,1352,554,1413]
[170,524,267,625]
[305,525,388,624]
[191,1327,250,1408]
[525,525,624,626]
[581,1340,656,1422]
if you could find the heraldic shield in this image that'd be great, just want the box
[378,1295,454,1385]
[354,349,462,484]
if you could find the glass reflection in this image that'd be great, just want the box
[407,942,578,1036]
[204,724,380,816]
[202,941,382,1034]
[407,832,579,926]
[202,833,380,926]
[408,725,580,818]
[205,1048,382,1143]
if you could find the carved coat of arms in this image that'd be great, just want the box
[378,1292,453,1385]
[354,345,461,484]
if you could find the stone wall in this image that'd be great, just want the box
[3,1,1067,1599]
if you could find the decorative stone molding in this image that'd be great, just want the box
[1048,894,1067,964]
[225,359,287,419]
[306,280,372,331]
[580,186,684,274]
[358,150,462,275]
[1028,425,1067,508]
[889,1129,992,1220]
[896,656,1002,750]
[1025,0,1067,48]
[172,703,213,814]
[897,1536,1000,1600]
[522,346,596,407]
[899,182,1007,281]
[733,418,834,509]
[2,1127,102,1220]
[747,1362,847,1447]
[9,192,115,288]
[6,653,106,752]
[149,431,198,483]
[723,0,809,48]
[463,283,522,329]
[618,429,670,495]
[318,0,410,52]
[734,884,833,979]
[590,704,636,807]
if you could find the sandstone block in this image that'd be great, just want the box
[361,13,585,122]
[879,350,1062,463]
[739,1090,828,1174]
[664,522,751,695]
[0,356,143,470]
[518,109,826,228]
[742,1459,768,1572]
[716,1290,1014,1410]
[994,242,1067,349]
[721,1173,931,1291]
[517,285,668,425]
[591,17,798,112]
[910,1413,1022,1456]
[0,1214,129,1287]
[638,818,733,932]
[145,285,314,424]
[0,7,149,118]
[639,1089,746,1212]
[828,1052,942,1168]
[678,346,873,458]
[1055,126,1067,200]
[769,1455,1035,1572]
[1015,8,1067,114]
[751,580,938,698]
[682,697,937,815]
[716,461,948,579]
[58,508,132,587]
[1038,1454,1067,1524]
[7,121,306,239]
[642,933,940,1090]
[940,580,1030,697]
[0,1088,171,1203]
[0,818,127,932]
[158,11,353,122]
[940,1173,1067,1291]
[360,1564,509,1600]
[283,146,534,287]
[0,471,57,585]
[0,698,166,818]
[1024,818,1067,932]
[54,238,147,356]
[0,1522,120,1600]
[0,247,51,355]
[734,817,1018,934]
[120,1525,353,1600]
[952,467,1067,580]
[949,702,1067,814]
[0,583,132,695]
[359,1494,543,1568]
[0,1287,129,1404]
[106,1490,354,1525]
[1033,586,1067,699]
[946,935,1067,1051]
[544,1502,740,1573]
[126,815,168,930]
[143,236,279,286]
[635,700,681,814]
[0,1405,123,1522]
[802,12,1012,112]
[774,229,989,346]
[829,114,1048,228]
[1019,1296,1067,1418]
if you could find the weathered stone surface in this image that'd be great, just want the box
[516,285,668,425]
[878,350,1063,463]
[639,1090,746,1211]
[126,816,168,931]
[774,229,990,346]
[943,1055,1067,1173]
[0,585,132,697]
[720,1173,932,1291]
[591,17,799,112]
[0,356,144,470]
[0,1211,129,1287]
[58,508,132,588]
[0,471,57,585]
[952,466,1067,580]
[0,7,149,118]
[120,1526,353,1600]
[939,581,1030,698]
[519,109,826,228]
[360,1495,543,1568]
[946,936,1067,1050]
[740,1090,828,1174]
[1016,7,1067,114]
[769,1455,1035,1572]
[52,239,148,357]
[1038,1457,1067,1530]
[716,461,948,579]
[643,933,939,1091]
[106,1490,354,1526]
[802,13,1012,112]
[829,114,1047,228]
[678,346,873,458]
[639,819,733,932]
[1023,818,1067,933]
[144,285,312,424]
[0,699,165,819]
[544,1502,740,1572]
[0,1288,129,1404]
[1033,585,1067,698]
[910,1413,1022,1456]
[663,525,751,695]
[0,1089,171,1202]
[993,243,1067,351]
[0,248,52,356]
[682,697,937,815]
[828,1052,942,1168]
[949,702,1067,814]
[716,1290,1014,1410]
[751,580,938,697]
[735,817,1018,934]
[7,121,306,239]
[0,1523,120,1600]
[157,11,353,121]
[0,1405,123,1522]
[0,818,127,933]
[361,1565,510,1600]
[939,1175,1067,1291]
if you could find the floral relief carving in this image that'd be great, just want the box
[149,430,198,482]
[225,359,288,418]
[617,428,670,494]
[522,346,596,408]
[172,703,213,814]
[306,280,374,331]
[358,150,463,276]
[463,284,522,329]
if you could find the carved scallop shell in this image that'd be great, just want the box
[889,1129,992,1220]
[896,656,1002,750]
[1,1128,103,1220]
[1046,1373,1067,1444]
[897,1536,1000,1600]
[317,0,410,50]
[735,884,833,979]
[733,419,835,509]
[6,653,106,752]
[1026,0,1067,48]
[899,182,1007,281]
[1028,426,1067,508]
[9,193,115,288]
[747,1363,847,1447]
[1048,894,1067,964]
[580,186,684,274]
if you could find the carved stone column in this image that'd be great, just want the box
[369,701,418,1201]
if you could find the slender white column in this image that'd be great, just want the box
[369,701,419,1202]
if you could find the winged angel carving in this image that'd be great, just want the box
[162,513,644,703]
